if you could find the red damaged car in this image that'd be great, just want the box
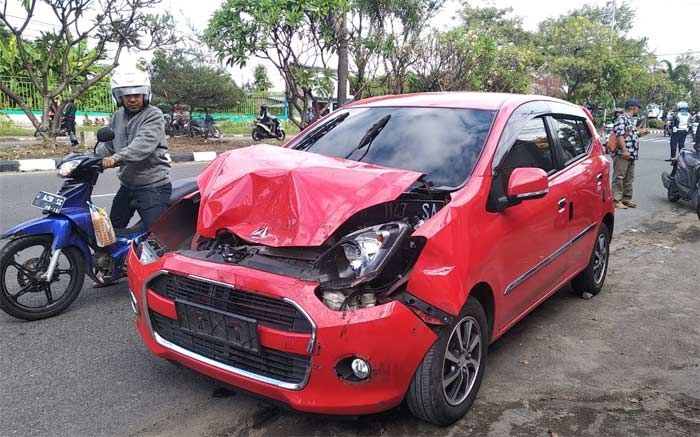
[127,92,614,425]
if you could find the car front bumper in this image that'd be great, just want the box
[127,248,437,415]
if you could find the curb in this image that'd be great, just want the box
[0,151,219,173]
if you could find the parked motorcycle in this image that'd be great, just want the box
[662,145,700,220]
[189,117,222,139]
[164,115,190,137]
[0,127,198,320]
[601,122,615,150]
[252,117,285,141]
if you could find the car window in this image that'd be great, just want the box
[553,117,589,165]
[501,117,555,178]
[287,107,495,189]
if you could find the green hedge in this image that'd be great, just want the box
[648,119,664,129]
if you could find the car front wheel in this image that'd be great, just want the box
[571,222,610,297]
[406,298,489,426]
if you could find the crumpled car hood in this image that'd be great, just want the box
[196,144,422,247]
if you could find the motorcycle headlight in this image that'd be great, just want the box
[57,160,80,178]
[312,222,411,287]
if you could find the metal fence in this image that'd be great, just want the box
[0,75,114,112]
[1,75,287,118]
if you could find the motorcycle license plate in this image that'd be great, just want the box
[175,301,260,353]
[31,191,67,214]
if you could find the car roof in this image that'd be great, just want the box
[348,92,575,112]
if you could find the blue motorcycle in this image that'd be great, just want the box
[0,127,197,320]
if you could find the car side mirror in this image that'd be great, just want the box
[507,167,549,201]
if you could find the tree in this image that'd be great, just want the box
[253,64,272,92]
[149,48,244,121]
[380,0,445,94]
[205,0,348,128]
[573,1,636,33]
[0,0,176,142]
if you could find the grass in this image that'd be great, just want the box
[0,120,301,138]
[78,124,104,133]
[218,120,300,136]
[0,121,33,137]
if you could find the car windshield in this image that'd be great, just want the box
[288,107,496,188]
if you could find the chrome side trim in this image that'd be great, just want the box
[152,332,307,390]
[514,189,549,200]
[283,297,317,355]
[504,223,597,295]
[142,270,315,391]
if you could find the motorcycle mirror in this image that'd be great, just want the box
[96,127,115,143]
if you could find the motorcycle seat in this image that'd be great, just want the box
[169,177,198,205]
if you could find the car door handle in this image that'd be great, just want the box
[596,173,603,182]
[558,197,567,212]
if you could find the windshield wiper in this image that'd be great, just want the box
[292,112,350,151]
[344,114,391,160]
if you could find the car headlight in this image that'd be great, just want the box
[57,160,80,178]
[312,221,411,287]
[138,240,160,265]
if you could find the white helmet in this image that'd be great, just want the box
[677,101,689,111]
[110,67,151,107]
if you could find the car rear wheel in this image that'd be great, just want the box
[571,222,610,297]
[406,298,489,426]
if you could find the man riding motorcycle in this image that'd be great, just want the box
[258,104,281,134]
[96,67,171,230]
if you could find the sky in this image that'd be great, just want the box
[5,0,699,91]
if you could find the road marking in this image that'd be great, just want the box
[192,151,217,162]
[18,159,56,172]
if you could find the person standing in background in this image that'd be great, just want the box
[63,98,79,147]
[611,99,649,209]
[668,101,690,161]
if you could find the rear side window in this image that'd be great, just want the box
[553,117,590,165]
[501,117,555,177]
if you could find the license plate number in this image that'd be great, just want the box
[31,191,67,214]
[175,301,260,353]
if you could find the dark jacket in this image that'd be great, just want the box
[63,101,76,120]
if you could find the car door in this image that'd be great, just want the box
[547,115,601,276]
[490,115,573,327]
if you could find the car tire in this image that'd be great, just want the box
[571,223,610,297]
[406,298,489,426]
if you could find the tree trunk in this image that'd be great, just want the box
[336,13,349,106]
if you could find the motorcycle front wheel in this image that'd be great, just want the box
[252,128,263,141]
[0,235,84,320]
[276,129,286,141]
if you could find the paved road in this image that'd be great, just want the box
[0,136,698,437]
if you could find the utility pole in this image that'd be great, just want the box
[603,0,617,125]
[336,13,349,107]
[610,0,616,50]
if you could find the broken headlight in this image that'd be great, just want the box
[313,221,411,288]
